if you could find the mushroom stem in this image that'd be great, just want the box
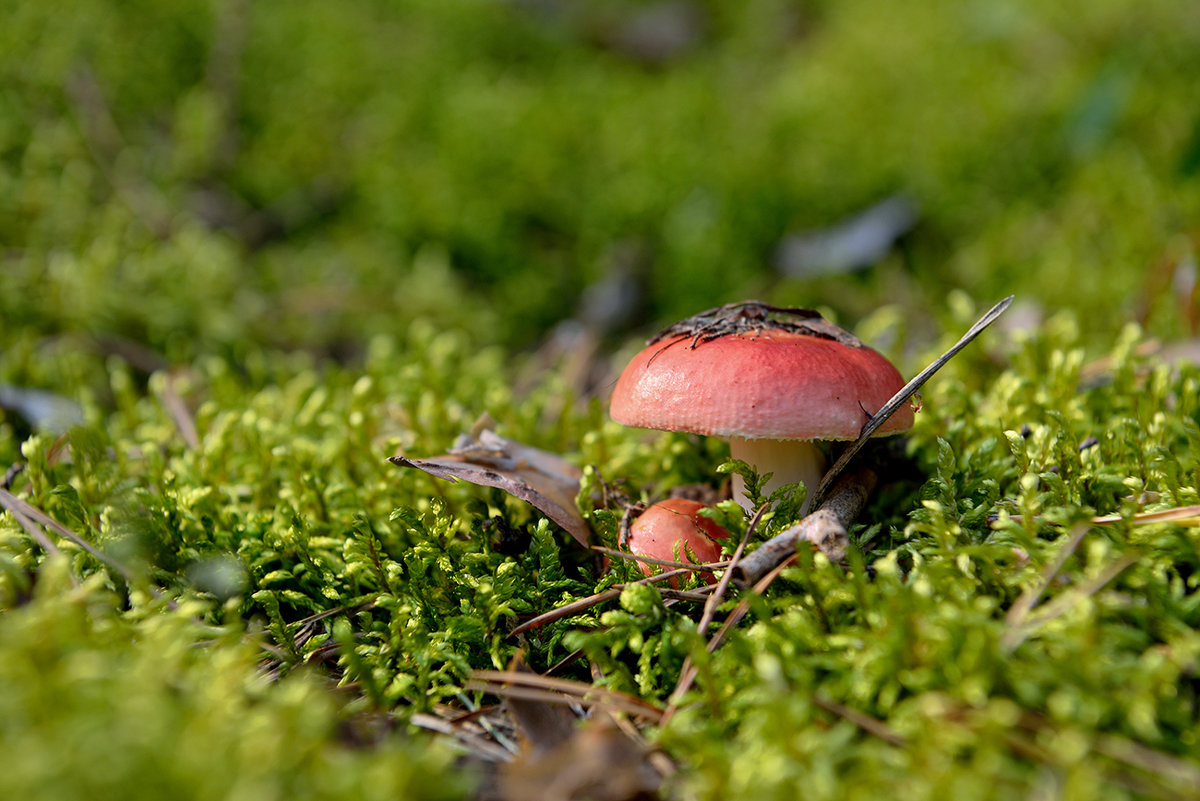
[727,437,826,514]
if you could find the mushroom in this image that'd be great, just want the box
[610,301,913,513]
[627,498,729,585]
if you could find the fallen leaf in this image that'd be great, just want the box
[471,662,663,801]
[389,426,590,547]
[498,718,661,801]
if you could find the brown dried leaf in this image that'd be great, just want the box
[496,654,579,757]
[465,659,664,800]
[498,718,661,801]
[389,427,590,547]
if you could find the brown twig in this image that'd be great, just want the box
[812,295,1014,510]
[3,496,63,559]
[509,567,699,636]
[1,462,25,491]
[591,544,731,573]
[467,670,664,722]
[410,711,515,762]
[289,598,378,630]
[658,552,796,729]
[1001,552,1139,652]
[617,500,643,548]
[660,503,768,725]
[1006,505,1200,528]
[694,503,768,636]
[0,487,133,581]
[1091,731,1200,794]
[811,695,907,748]
[1004,522,1089,632]
[708,553,796,643]
[1011,709,1200,800]
[732,466,877,588]
[158,372,200,450]
[655,586,718,603]
[510,589,621,637]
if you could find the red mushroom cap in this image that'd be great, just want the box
[627,498,729,584]
[610,328,912,441]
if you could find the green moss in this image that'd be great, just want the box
[0,560,466,801]
[2,0,1200,797]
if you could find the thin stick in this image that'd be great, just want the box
[1014,710,1200,799]
[158,372,200,450]
[811,695,907,748]
[1005,505,1200,527]
[1,462,24,491]
[508,568,697,636]
[1091,505,1200,526]
[694,504,767,648]
[659,552,795,728]
[656,586,718,603]
[733,466,877,588]
[1092,731,1200,792]
[4,499,63,558]
[467,670,663,721]
[544,648,588,677]
[289,598,378,630]
[811,295,1013,509]
[465,684,659,721]
[1004,522,1089,631]
[1001,553,1138,652]
[0,488,133,580]
[510,589,621,637]
[591,545,730,573]
[410,712,515,762]
[660,503,768,725]
[706,554,797,656]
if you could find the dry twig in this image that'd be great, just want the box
[660,503,769,725]
[1004,522,1089,632]
[509,566,707,637]
[467,670,663,722]
[1007,505,1200,528]
[811,695,906,748]
[812,295,1014,509]
[157,372,200,450]
[732,466,877,587]
[0,487,133,581]
[410,711,515,763]
[591,544,730,573]
[1002,550,1139,652]
[1,462,24,491]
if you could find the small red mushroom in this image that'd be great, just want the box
[627,498,729,585]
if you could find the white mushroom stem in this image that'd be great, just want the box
[727,437,826,514]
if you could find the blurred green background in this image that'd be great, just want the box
[4,0,1199,365]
